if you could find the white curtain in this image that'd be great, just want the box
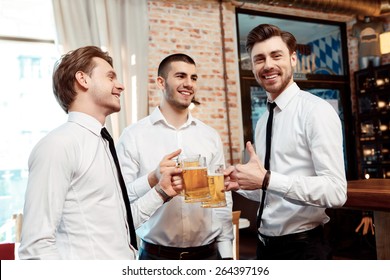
[52,0,149,139]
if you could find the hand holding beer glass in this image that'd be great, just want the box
[181,155,211,203]
[202,164,227,208]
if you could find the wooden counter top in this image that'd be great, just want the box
[344,179,390,211]
[343,179,390,259]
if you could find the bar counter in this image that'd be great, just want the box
[344,179,390,259]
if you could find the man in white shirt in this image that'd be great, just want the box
[117,53,234,260]
[224,24,347,259]
[19,46,182,260]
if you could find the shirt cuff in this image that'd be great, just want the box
[217,240,233,259]
[267,171,291,196]
[133,174,153,198]
[136,187,164,218]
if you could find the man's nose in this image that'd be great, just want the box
[116,81,125,91]
[183,77,194,87]
[263,58,274,70]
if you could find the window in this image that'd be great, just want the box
[0,0,65,242]
[237,11,347,76]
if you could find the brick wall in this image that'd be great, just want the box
[148,0,241,165]
[147,0,390,166]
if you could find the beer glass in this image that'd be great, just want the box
[201,164,227,208]
[181,155,210,203]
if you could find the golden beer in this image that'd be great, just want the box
[202,174,227,208]
[181,155,210,202]
[182,166,210,202]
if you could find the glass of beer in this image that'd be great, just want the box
[173,156,184,196]
[181,155,210,203]
[201,164,227,208]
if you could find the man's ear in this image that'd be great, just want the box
[290,51,297,68]
[156,76,165,90]
[75,71,89,90]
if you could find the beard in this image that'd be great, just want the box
[164,84,192,110]
[256,66,294,96]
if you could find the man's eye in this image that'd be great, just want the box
[254,58,264,63]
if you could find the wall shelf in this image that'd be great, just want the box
[354,64,390,179]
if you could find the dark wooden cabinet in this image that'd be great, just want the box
[355,64,390,179]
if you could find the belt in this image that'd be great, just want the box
[259,226,323,247]
[140,240,217,260]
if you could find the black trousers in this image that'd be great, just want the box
[256,227,332,260]
[138,240,219,260]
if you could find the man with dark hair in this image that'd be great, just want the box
[224,24,347,260]
[117,53,234,260]
[19,46,182,259]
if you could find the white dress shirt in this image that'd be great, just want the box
[117,107,234,258]
[19,112,164,259]
[240,83,347,236]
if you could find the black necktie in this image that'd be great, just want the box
[256,102,276,230]
[101,127,138,249]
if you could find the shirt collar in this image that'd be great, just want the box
[68,111,103,136]
[149,107,197,129]
[267,82,300,111]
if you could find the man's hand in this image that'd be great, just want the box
[355,216,375,236]
[158,166,183,198]
[148,149,181,187]
[224,165,240,191]
[224,141,267,191]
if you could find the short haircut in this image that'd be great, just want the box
[157,53,196,79]
[52,46,113,113]
[246,24,297,56]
